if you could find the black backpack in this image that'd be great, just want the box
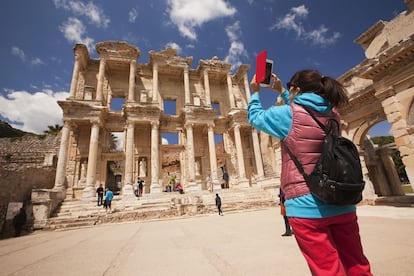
[283,107,365,205]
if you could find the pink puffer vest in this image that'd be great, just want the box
[281,104,340,200]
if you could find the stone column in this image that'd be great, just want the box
[152,62,159,103]
[243,72,251,102]
[53,121,71,194]
[360,155,377,202]
[123,122,135,197]
[184,65,190,105]
[203,69,211,106]
[96,58,106,102]
[69,54,80,99]
[128,60,136,102]
[252,128,264,179]
[380,148,405,195]
[186,123,196,188]
[207,124,221,190]
[83,122,100,198]
[234,123,249,188]
[381,93,414,191]
[227,73,235,108]
[150,121,161,193]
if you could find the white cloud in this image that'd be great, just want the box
[0,89,69,134]
[224,21,247,71]
[53,0,110,28]
[11,46,45,65]
[165,42,182,54]
[167,0,236,40]
[162,138,169,145]
[129,8,138,23]
[59,17,94,51]
[270,5,340,46]
[11,46,26,61]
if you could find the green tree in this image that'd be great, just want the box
[43,124,62,136]
[109,133,118,151]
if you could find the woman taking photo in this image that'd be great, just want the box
[248,69,372,275]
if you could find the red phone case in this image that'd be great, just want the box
[256,50,267,83]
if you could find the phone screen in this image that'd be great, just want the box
[263,61,273,85]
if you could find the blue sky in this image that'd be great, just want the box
[0,0,407,137]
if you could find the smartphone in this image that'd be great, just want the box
[261,59,273,87]
[255,50,273,87]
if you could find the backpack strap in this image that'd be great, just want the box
[280,105,334,182]
[303,106,339,136]
[281,142,309,181]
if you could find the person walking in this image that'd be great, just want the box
[279,188,293,237]
[215,194,223,216]
[248,69,371,275]
[96,184,104,206]
[104,188,114,214]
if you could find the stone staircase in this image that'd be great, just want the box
[46,188,278,230]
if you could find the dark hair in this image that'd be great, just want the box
[289,69,348,108]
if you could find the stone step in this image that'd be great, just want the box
[46,188,278,230]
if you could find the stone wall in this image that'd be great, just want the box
[0,135,60,236]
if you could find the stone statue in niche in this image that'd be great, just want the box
[139,158,147,177]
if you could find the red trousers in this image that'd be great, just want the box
[289,212,372,276]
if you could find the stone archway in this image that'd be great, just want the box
[337,2,414,199]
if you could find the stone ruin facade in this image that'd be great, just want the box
[47,40,276,204]
[337,0,414,198]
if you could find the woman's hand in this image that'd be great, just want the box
[250,74,261,93]
[270,73,284,93]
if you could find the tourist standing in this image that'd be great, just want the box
[104,188,114,213]
[222,172,229,189]
[248,69,371,275]
[13,207,27,237]
[137,178,144,197]
[215,194,223,216]
[96,184,104,206]
[279,188,293,237]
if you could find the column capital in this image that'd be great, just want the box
[151,121,159,128]
[233,123,241,130]
[90,120,102,127]
[184,123,194,130]
[126,120,136,128]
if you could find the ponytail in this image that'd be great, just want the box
[289,69,349,108]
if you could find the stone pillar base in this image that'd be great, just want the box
[122,184,135,200]
[82,186,96,199]
[213,181,222,191]
[238,179,250,189]
[150,183,162,194]
[31,189,65,229]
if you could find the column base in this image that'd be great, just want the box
[236,179,250,189]
[150,183,162,194]
[82,186,96,199]
[122,184,136,200]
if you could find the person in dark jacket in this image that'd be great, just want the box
[13,207,27,237]
[279,188,293,237]
[248,69,371,275]
[96,184,104,206]
[215,194,223,216]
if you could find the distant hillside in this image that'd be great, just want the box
[0,120,30,138]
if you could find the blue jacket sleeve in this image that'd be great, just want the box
[247,91,292,140]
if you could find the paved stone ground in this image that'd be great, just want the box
[0,205,413,276]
